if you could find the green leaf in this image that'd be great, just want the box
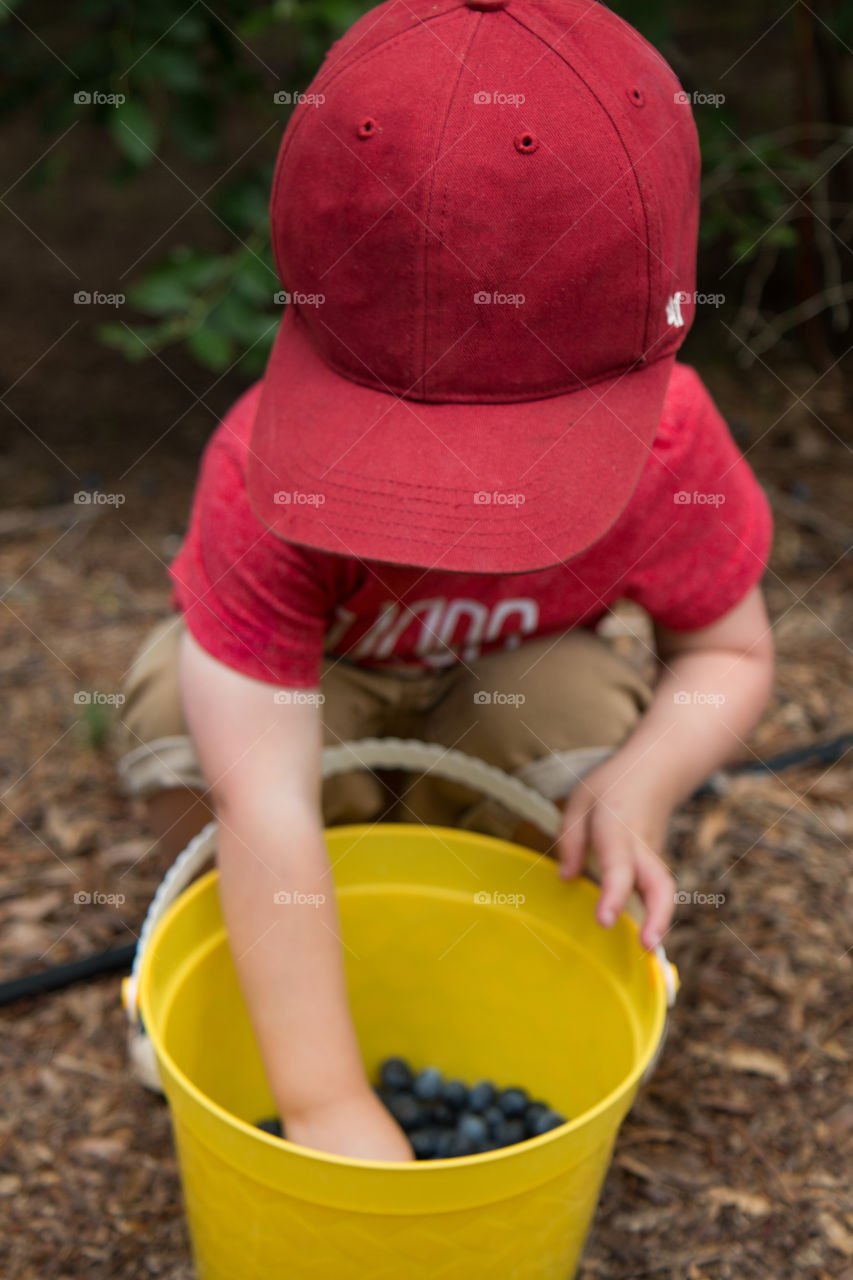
[214,173,270,234]
[135,47,205,93]
[239,342,275,378]
[97,322,163,361]
[109,98,158,167]
[232,249,277,305]
[733,234,765,264]
[166,247,230,292]
[171,13,208,44]
[186,324,234,370]
[26,150,70,191]
[127,270,195,317]
[295,0,369,35]
[209,293,278,347]
[240,9,284,38]
[765,224,798,250]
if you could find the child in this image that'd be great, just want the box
[115,0,773,1161]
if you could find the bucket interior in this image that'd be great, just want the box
[151,826,658,1132]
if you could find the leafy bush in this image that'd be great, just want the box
[3,0,850,373]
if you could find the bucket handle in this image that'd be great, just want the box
[124,738,677,1089]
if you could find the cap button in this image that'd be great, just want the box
[466,0,509,9]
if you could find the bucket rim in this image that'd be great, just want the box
[138,824,669,1174]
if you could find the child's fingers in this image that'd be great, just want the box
[634,849,675,950]
[593,835,637,927]
[557,788,594,879]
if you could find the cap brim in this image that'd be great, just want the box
[246,308,675,574]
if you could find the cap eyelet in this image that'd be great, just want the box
[514,132,539,154]
[628,87,644,107]
[357,117,378,139]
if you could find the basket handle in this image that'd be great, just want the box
[124,737,678,1028]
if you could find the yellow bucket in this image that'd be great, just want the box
[137,822,673,1280]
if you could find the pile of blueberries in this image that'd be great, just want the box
[254,1059,567,1159]
[374,1057,566,1159]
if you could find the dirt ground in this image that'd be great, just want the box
[2,90,853,1280]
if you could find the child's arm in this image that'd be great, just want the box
[178,629,413,1161]
[559,585,774,950]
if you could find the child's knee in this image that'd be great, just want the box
[433,628,653,769]
[408,630,654,838]
[115,615,205,798]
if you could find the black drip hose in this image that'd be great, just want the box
[0,943,136,1008]
[693,731,853,796]
[1,732,851,1009]
[728,731,853,776]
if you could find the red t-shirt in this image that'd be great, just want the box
[168,363,773,689]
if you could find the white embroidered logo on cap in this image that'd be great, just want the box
[666,293,685,327]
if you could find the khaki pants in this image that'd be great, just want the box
[114,615,653,843]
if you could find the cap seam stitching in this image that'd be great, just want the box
[270,7,466,289]
[423,12,484,398]
[504,6,648,356]
[297,343,672,406]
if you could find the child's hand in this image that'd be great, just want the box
[283,1087,415,1162]
[557,758,675,951]
[557,589,775,952]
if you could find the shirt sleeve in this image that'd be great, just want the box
[620,363,774,630]
[168,383,330,687]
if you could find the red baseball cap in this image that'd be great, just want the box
[247,0,700,573]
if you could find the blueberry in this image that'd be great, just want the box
[429,1101,455,1129]
[413,1067,444,1102]
[524,1101,549,1133]
[447,1131,477,1158]
[255,1117,283,1138]
[379,1056,414,1092]
[495,1118,527,1148]
[386,1091,423,1131]
[457,1113,488,1145]
[409,1128,440,1160]
[433,1129,456,1159]
[527,1108,566,1137]
[498,1087,529,1118]
[442,1079,469,1110]
[483,1105,505,1137]
[467,1080,497,1113]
